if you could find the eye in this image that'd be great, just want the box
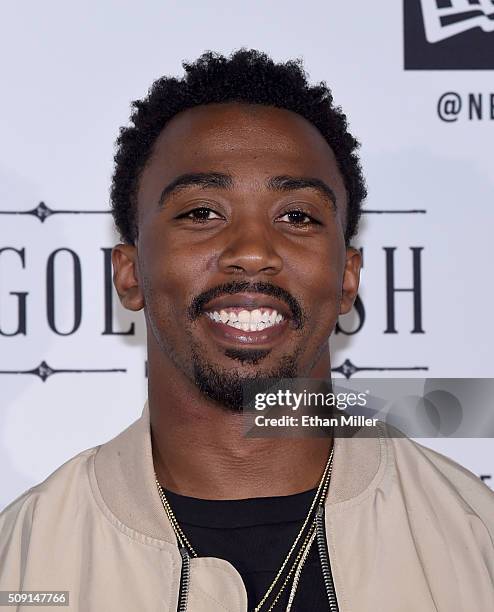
[277,209,320,225]
[176,207,223,223]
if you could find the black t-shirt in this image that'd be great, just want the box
[163,486,329,611]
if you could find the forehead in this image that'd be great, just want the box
[137,102,346,208]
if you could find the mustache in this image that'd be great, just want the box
[187,280,304,328]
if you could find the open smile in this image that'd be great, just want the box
[207,307,284,331]
[200,294,292,347]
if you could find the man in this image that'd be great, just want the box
[1,49,493,611]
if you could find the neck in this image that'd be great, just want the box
[148,342,333,501]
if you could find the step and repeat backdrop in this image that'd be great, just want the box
[1,0,493,509]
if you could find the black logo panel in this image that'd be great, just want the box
[404,0,494,69]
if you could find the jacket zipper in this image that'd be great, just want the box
[177,546,191,612]
[175,509,338,612]
[316,505,339,612]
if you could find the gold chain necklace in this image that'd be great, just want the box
[155,445,334,611]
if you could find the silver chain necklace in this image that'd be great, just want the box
[155,446,334,611]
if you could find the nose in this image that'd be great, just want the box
[217,221,283,277]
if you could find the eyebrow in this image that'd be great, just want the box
[266,175,337,211]
[158,173,233,208]
[157,171,337,211]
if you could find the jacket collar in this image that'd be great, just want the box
[93,400,386,542]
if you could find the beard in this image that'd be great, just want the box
[182,280,307,411]
[144,279,308,412]
[191,344,301,412]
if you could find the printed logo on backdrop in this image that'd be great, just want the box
[3,204,493,486]
[404,0,494,69]
[1,203,428,381]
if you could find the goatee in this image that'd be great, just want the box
[191,348,299,412]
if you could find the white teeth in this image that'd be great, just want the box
[250,309,261,324]
[220,310,229,323]
[238,310,250,323]
[206,308,284,330]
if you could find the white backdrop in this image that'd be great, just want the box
[1,0,493,510]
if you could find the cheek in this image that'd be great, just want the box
[139,226,208,313]
[286,241,345,313]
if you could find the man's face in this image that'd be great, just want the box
[113,103,361,410]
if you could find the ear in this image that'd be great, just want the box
[339,247,362,315]
[111,244,144,311]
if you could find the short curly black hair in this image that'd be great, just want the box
[110,49,366,246]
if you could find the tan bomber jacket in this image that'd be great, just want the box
[1,401,494,611]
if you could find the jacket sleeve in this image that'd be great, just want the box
[0,490,38,589]
[0,447,98,596]
[416,441,494,540]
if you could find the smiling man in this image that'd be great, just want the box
[1,50,494,612]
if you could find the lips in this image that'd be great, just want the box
[202,293,292,320]
[200,293,292,346]
[206,307,284,332]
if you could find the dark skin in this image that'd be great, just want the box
[112,103,361,499]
